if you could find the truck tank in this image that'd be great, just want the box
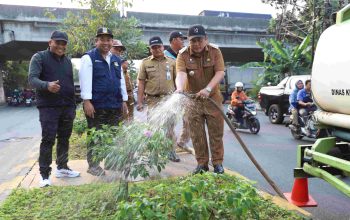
[312,4,350,130]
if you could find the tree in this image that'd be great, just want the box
[262,0,349,44]
[1,61,30,96]
[47,0,147,59]
[247,36,312,87]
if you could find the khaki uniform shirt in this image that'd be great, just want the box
[176,44,225,96]
[138,55,176,95]
[123,70,133,92]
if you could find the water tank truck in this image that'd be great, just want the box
[295,4,350,197]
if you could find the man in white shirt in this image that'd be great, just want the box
[79,27,128,176]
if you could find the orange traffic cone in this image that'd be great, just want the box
[284,178,317,207]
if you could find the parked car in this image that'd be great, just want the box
[258,75,311,124]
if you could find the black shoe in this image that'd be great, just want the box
[192,165,209,175]
[168,150,180,162]
[87,166,106,176]
[213,164,224,174]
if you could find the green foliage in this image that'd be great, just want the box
[0,174,305,219]
[246,36,312,87]
[262,0,347,44]
[1,61,30,96]
[73,106,88,135]
[47,0,147,60]
[88,122,172,181]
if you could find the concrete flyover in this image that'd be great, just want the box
[0,4,274,62]
[0,4,274,103]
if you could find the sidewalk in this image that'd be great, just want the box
[21,152,197,188]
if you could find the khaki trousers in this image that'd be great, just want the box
[146,95,176,150]
[123,92,134,122]
[177,112,191,146]
[187,95,224,166]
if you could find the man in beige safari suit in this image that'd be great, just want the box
[175,25,225,174]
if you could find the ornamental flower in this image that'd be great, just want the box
[143,130,153,138]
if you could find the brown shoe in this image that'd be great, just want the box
[87,166,106,176]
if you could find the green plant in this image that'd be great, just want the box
[0,174,305,220]
[73,106,88,135]
[87,122,173,199]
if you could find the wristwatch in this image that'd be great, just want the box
[205,87,212,93]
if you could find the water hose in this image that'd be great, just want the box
[184,93,286,199]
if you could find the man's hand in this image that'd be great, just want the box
[196,89,210,99]
[136,104,144,112]
[122,102,128,115]
[47,80,60,93]
[83,100,95,118]
[175,89,184,94]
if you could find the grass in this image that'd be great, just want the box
[0,173,305,220]
[52,132,87,160]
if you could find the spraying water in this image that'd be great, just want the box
[98,93,193,184]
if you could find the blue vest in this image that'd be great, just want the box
[86,48,122,109]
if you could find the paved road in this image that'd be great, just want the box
[0,105,41,201]
[222,110,350,220]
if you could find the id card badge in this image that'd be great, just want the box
[166,64,171,80]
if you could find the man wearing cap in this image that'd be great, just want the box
[29,30,80,187]
[121,59,134,121]
[164,31,192,152]
[164,31,187,59]
[110,40,134,122]
[175,25,225,174]
[137,36,180,162]
[79,27,128,176]
[111,39,126,57]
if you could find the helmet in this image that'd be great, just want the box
[235,82,244,88]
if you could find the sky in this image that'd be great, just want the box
[0,0,276,16]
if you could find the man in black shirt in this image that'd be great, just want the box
[29,30,80,187]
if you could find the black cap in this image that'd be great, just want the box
[149,36,163,47]
[169,31,187,42]
[188,25,206,40]
[51,30,68,42]
[96,27,113,38]
[121,59,128,63]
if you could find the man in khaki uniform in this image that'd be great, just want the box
[137,36,180,162]
[121,59,134,121]
[175,25,225,174]
[164,31,192,150]
[110,40,134,121]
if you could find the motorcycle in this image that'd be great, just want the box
[226,99,260,134]
[25,98,33,107]
[8,96,22,106]
[288,111,318,139]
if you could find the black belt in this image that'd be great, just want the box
[147,94,165,97]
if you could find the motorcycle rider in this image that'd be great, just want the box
[22,88,34,100]
[297,79,317,122]
[230,82,248,126]
[288,80,304,131]
[297,79,317,137]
